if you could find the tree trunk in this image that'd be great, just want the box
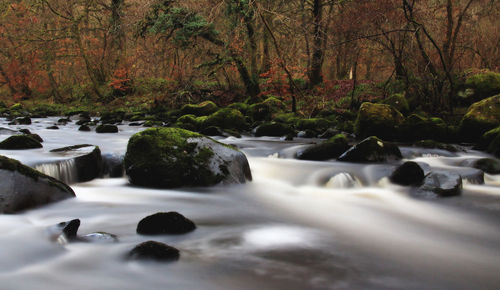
[309,0,324,87]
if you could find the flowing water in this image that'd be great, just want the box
[0,117,499,290]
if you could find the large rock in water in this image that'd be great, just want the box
[354,102,404,140]
[459,94,500,141]
[137,212,196,235]
[124,128,252,188]
[414,171,462,198]
[0,155,75,213]
[0,135,42,149]
[338,136,402,163]
[389,161,425,186]
[296,134,349,161]
[50,145,102,182]
[127,241,180,262]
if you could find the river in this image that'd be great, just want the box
[0,117,499,290]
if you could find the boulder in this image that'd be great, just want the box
[415,171,462,198]
[102,153,124,177]
[296,134,349,161]
[465,71,500,99]
[247,97,285,121]
[8,116,31,125]
[50,145,102,182]
[19,130,43,142]
[255,122,293,137]
[96,124,118,133]
[0,135,42,149]
[0,155,75,213]
[338,136,402,163]
[354,102,404,140]
[415,140,459,153]
[205,108,247,131]
[127,241,180,262]
[381,93,409,115]
[473,158,500,175]
[137,212,196,235]
[78,125,91,132]
[180,101,218,117]
[459,94,500,141]
[295,118,333,133]
[124,128,252,188]
[100,110,125,124]
[399,115,450,142]
[389,161,425,186]
[46,125,59,130]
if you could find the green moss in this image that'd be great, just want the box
[0,135,43,150]
[382,94,409,115]
[143,120,163,127]
[124,128,225,188]
[465,71,500,97]
[180,101,218,116]
[205,108,247,131]
[247,97,286,121]
[274,113,298,125]
[460,94,500,141]
[9,103,23,111]
[255,122,293,137]
[228,102,249,114]
[400,114,449,142]
[295,118,333,132]
[354,102,404,140]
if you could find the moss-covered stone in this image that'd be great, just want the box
[247,97,286,121]
[180,101,218,117]
[415,140,459,152]
[382,93,409,115]
[100,110,125,124]
[255,122,293,137]
[295,118,334,133]
[465,71,500,97]
[459,94,500,141]
[296,134,349,161]
[228,102,249,114]
[354,102,404,140]
[473,158,500,175]
[124,128,251,188]
[338,136,402,163]
[0,135,42,150]
[273,112,299,125]
[96,124,118,133]
[205,108,247,131]
[143,120,163,127]
[399,114,449,142]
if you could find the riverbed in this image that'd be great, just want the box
[0,117,499,290]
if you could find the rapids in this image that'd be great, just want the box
[0,117,499,290]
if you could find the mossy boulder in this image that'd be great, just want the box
[142,120,163,127]
[459,94,500,141]
[473,158,500,175]
[354,102,404,140]
[8,117,31,125]
[176,114,207,131]
[0,155,75,213]
[79,125,91,132]
[295,118,334,133]
[228,102,249,114]
[382,93,409,115]
[338,136,402,163]
[477,126,500,157]
[296,134,349,161]
[124,128,252,188]
[100,110,125,124]
[205,108,247,131]
[255,122,293,137]
[465,71,500,98]
[248,97,286,121]
[180,101,218,117]
[399,114,449,142]
[0,135,42,150]
[96,124,118,133]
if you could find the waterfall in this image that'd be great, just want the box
[34,159,78,184]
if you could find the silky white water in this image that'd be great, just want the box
[0,117,499,290]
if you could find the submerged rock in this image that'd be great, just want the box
[338,136,402,163]
[137,212,196,235]
[0,155,75,213]
[0,135,42,150]
[296,134,349,161]
[127,241,180,262]
[47,125,59,130]
[389,161,425,186]
[50,145,102,182]
[124,128,252,188]
[414,171,462,198]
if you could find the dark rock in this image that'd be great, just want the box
[137,212,196,235]
[129,122,143,126]
[58,118,71,124]
[473,158,500,174]
[102,153,124,177]
[47,125,59,130]
[0,135,42,150]
[50,145,102,182]
[18,129,31,134]
[96,124,118,133]
[62,219,80,239]
[296,134,349,161]
[255,122,293,137]
[18,130,43,142]
[415,140,459,152]
[14,117,32,125]
[81,232,118,243]
[389,161,425,186]
[200,126,223,136]
[124,128,252,188]
[79,125,91,131]
[338,136,402,163]
[399,115,450,142]
[0,155,75,213]
[297,130,316,138]
[319,128,342,139]
[459,94,500,141]
[415,171,462,198]
[127,241,180,262]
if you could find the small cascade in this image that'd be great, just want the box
[34,159,78,184]
[325,172,362,188]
